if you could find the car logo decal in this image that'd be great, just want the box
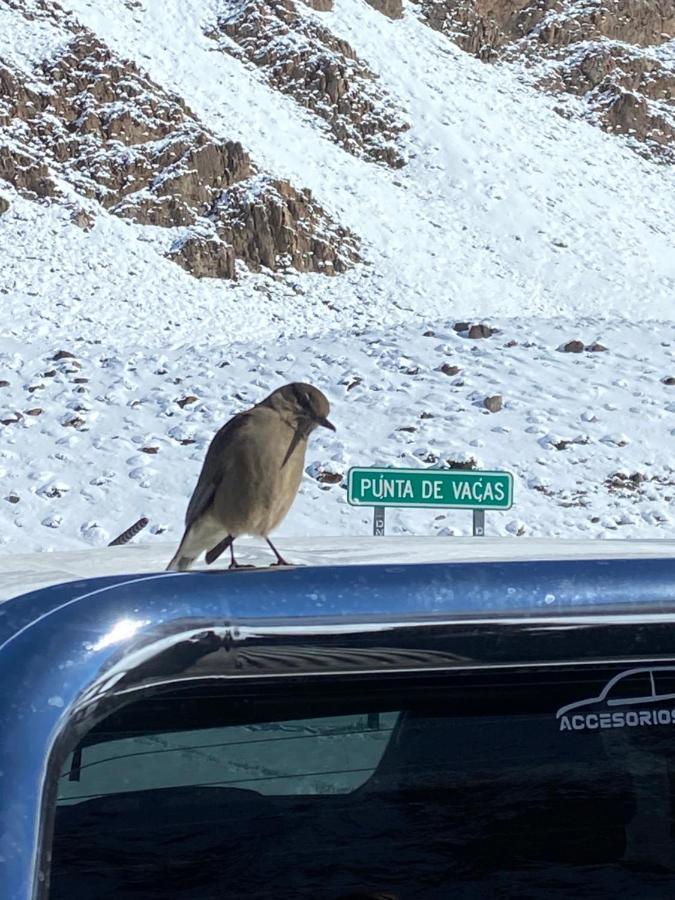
[556,666,675,732]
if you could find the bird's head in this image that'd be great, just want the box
[267,382,336,433]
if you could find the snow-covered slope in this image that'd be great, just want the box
[1,0,675,556]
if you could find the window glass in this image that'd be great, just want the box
[49,673,675,900]
[57,713,398,803]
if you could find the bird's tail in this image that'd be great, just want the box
[166,529,194,571]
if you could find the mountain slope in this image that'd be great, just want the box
[1,0,675,554]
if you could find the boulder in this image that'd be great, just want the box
[484,394,503,412]
[561,340,585,353]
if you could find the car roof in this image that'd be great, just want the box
[4,553,675,645]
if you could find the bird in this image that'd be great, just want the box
[166,382,335,571]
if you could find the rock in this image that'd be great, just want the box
[0,380,9,388]
[439,363,461,376]
[5,492,20,504]
[168,233,236,279]
[601,433,630,447]
[314,470,343,484]
[0,145,58,199]
[0,196,8,215]
[484,394,503,413]
[180,438,196,445]
[468,323,494,339]
[176,395,198,408]
[24,408,43,416]
[445,456,478,470]
[561,340,584,353]
[452,321,470,332]
[73,377,89,384]
[663,376,675,385]
[423,329,435,337]
[606,471,647,494]
[53,350,76,361]
[365,0,403,18]
[27,384,44,393]
[61,415,85,428]
[586,342,608,352]
[211,0,409,167]
[545,433,590,450]
[305,0,333,7]
[416,0,675,163]
[70,208,95,231]
[141,446,159,454]
[42,370,57,377]
[420,411,434,419]
[1,28,360,280]
[1,411,22,425]
[504,339,518,347]
[215,177,360,276]
[396,425,417,433]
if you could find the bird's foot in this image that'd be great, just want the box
[270,557,291,567]
[228,560,255,570]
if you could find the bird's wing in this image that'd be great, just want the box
[184,412,250,529]
[184,480,217,530]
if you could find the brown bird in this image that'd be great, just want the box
[166,382,335,571]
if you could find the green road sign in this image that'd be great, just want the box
[347,467,514,510]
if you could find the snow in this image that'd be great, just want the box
[1,0,675,564]
[4,535,675,603]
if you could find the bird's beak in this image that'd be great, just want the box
[317,416,336,431]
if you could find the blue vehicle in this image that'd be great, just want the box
[3,556,675,899]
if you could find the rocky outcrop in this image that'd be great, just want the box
[3,0,84,30]
[0,12,360,277]
[414,0,544,60]
[530,0,675,50]
[208,0,410,167]
[0,144,58,198]
[168,175,359,278]
[0,194,8,214]
[215,176,359,274]
[413,0,675,164]
[168,232,236,279]
[365,0,404,19]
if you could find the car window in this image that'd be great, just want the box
[48,671,675,899]
[57,712,399,803]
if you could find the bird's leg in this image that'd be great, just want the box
[226,539,254,569]
[266,537,290,567]
[229,540,239,569]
